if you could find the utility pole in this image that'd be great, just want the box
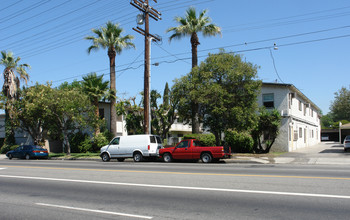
[130,0,161,134]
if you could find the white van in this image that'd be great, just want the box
[100,134,163,162]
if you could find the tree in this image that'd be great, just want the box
[330,86,350,121]
[166,7,221,133]
[173,51,260,145]
[252,108,282,154]
[85,21,135,136]
[10,84,52,145]
[150,86,179,140]
[45,87,95,155]
[0,51,30,145]
[82,72,114,135]
[116,97,143,135]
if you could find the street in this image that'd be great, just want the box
[1,158,350,220]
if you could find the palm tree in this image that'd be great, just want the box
[0,51,30,145]
[85,21,135,136]
[166,7,221,134]
[166,7,221,68]
[82,72,113,135]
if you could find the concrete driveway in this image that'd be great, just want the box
[274,141,350,165]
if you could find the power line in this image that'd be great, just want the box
[0,0,73,33]
[0,0,24,13]
[0,0,50,25]
[48,33,350,86]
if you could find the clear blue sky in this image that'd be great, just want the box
[1,0,350,114]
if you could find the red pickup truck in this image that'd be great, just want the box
[159,139,231,163]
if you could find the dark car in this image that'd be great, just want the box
[6,145,49,160]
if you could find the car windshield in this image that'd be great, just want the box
[34,146,45,150]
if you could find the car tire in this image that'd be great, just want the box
[201,153,212,163]
[101,153,110,162]
[25,154,30,160]
[117,158,125,162]
[133,152,143,162]
[8,154,13,160]
[163,153,172,163]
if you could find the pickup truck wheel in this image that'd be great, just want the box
[201,153,212,163]
[133,152,143,162]
[101,153,110,162]
[163,153,172,163]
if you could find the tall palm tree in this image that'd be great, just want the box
[82,72,113,135]
[166,7,221,68]
[166,7,221,134]
[85,21,135,136]
[0,51,30,144]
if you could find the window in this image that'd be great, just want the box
[299,101,302,111]
[177,141,189,148]
[304,104,307,116]
[263,93,274,108]
[156,136,161,144]
[99,108,105,119]
[150,136,156,143]
[111,137,120,145]
[299,128,302,138]
[293,130,298,141]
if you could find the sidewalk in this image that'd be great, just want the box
[225,141,350,165]
[1,142,349,165]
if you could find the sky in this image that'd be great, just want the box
[1,0,350,115]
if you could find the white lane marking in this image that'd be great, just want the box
[36,203,153,219]
[1,174,350,200]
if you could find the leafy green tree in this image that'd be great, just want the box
[85,21,135,136]
[82,72,114,135]
[150,86,179,140]
[45,87,95,155]
[252,108,282,154]
[0,51,30,145]
[10,84,52,145]
[330,86,350,121]
[173,51,260,145]
[167,7,221,133]
[116,97,143,135]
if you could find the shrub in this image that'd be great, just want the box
[224,130,254,153]
[0,144,19,154]
[91,133,109,152]
[69,132,90,153]
[183,133,216,146]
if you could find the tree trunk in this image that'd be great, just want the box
[190,32,200,68]
[191,102,200,134]
[63,131,71,155]
[94,98,100,135]
[190,32,201,134]
[108,48,117,136]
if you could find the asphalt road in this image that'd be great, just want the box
[1,159,350,220]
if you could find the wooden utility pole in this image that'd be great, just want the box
[130,0,161,134]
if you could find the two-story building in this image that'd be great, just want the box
[258,82,321,152]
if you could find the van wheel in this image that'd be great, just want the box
[101,153,110,162]
[8,154,13,160]
[163,153,172,163]
[201,153,212,163]
[133,152,143,162]
[117,158,125,162]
